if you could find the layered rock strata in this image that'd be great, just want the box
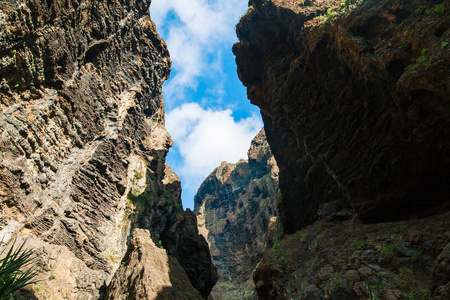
[0,0,216,298]
[195,129,279,299]
[234,0,450,298]
[234,0,450,234]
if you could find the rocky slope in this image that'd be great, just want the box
[234,0,449,299]
[254,211,450,299]
[194,129,279,299]
[0,0,216,298]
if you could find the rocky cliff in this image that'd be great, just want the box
[234,0,449,299]
[195,129,279,299]
[234,0,450,234]
[0,0,216,298]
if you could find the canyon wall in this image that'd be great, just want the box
[234,0,449,298]
[195,129,279,299]
[234,0,450,234]
[0,0,216,298]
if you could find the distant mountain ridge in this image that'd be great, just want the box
[195,129,279,299]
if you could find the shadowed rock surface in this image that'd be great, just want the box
[234,0,449,299]
[0,0,216,298]
[234,0,450,234]
[253,211,450,299]
[195,129,279,299]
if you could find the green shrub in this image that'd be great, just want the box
[128,192,152,205]
[183,291,197,300]
[157,240,164,249]
[365,276,385,300]
[396,267,430,299]
[412,251,423,259]
[391,224,409,235]
[425,4,444,14]
[405,48,433,71]
[380,244,395,258]
[0,241,40,299]
[351,240,364,250]
[332,279,344,289]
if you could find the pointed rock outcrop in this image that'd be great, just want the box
[195,129,279,299]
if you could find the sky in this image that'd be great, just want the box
[150,0,263,210]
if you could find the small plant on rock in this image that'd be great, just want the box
[365,275,385,300]
[405,48,434,71]
[157,240,164,249]
[380,243,395,259]
[351,240,364,250]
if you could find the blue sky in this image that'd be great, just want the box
[150,0,263,210]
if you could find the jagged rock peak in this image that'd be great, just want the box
[195,129,279,299]
[0,0,216,298]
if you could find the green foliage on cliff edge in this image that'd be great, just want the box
[405,48,434,71]
[0,241,40,299]
[128,192,153,206]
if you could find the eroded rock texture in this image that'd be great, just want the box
[0,0,216,298]
[253,211,450,299]
[105,229,203,300]
[195,129,279,299]
[234,0,450,234]
[233,0,450,299]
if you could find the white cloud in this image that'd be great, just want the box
[166,103,262,177]
[150,1,259,209]
[150,0,248,107]
[166,103,263,207]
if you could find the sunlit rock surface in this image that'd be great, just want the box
[0,0,216,298]
[105,229,203,300]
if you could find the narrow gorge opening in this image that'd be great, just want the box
[150,2,272,297]
[150,0,263,211]
[0,0,448,299]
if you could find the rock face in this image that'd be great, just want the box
[105,229,203,300]
[233,0,450,299]
[195,129,279,299]
[253,211,450,299]
[234,0,450,234]
[0,0,216,298]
